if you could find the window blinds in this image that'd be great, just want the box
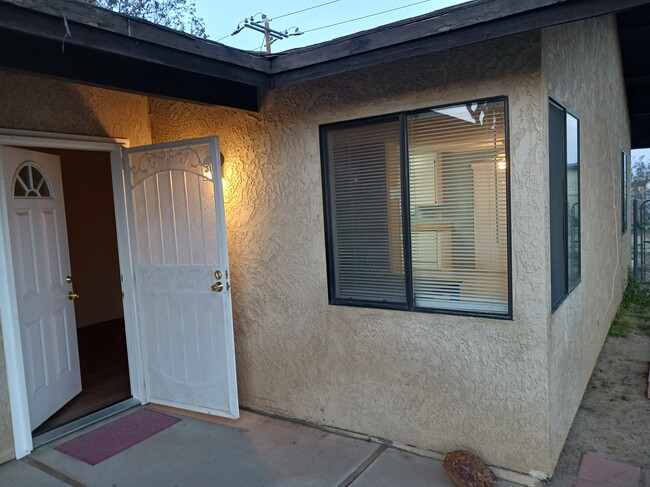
[326,119,406,304]
[322,99,510,316]
[407,101,508,314]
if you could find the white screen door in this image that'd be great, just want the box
[125,137,238,418]
[0,146,82,430]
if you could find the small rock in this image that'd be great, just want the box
[442,450,497,487]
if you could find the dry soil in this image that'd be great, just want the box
[548,326,650,486]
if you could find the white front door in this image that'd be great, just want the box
[125,137,238,418]
[0,146,82,431]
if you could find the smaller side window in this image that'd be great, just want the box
[566,112,580,292]
[621,151,628,234]
[549,100,580,311]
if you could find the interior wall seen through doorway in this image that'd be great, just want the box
[24,148,123,327]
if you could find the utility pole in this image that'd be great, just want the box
[231,14,303,53]
[264,17,272,54]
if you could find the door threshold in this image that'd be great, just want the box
[32,398,140,448]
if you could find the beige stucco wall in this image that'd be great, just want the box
[150,32,554,474]
[541,16,631,472]
[0,18,628,476]
[0,71,152,461]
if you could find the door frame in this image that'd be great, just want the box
[0,129,144,458]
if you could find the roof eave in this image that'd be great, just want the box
[0,0,270,110]
[269,0,650,87]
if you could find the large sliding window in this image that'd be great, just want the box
[549,100,580,311]
[321,98,511,318]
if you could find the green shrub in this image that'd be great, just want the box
[609,270,650,337]
[609,310,632,337]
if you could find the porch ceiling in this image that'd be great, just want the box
[618,4,650,149]
[1,0,650,122]
[0,0,268,111]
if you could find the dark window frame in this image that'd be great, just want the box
[319,96,513,320]
[621,151,628,234]
[549,99,581,312]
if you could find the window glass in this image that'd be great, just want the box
[326,119,406,304]
[566,113,580,290]
[322,98,510,317]
[549,102,567,307]
[407,100,508,314]
[549,101,580,310]
[13,163,52,198]
[621,152,628,234]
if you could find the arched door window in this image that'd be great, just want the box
[13,162,52,197]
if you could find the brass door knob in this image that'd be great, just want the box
[67,291,79,300]
[211,282,224,292]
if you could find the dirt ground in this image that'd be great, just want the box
[547,325,650,486]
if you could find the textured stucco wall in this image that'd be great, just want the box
[542,16,631,472]
[0,71,152,145]
[0,22,624,475]
[0,71,152,462]
[150,32,553,474]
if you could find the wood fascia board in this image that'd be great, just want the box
[270,0,650,87]
[0,0,272,87]
[268,0,561,72]
[0,33,260,110]
[4,0,269,72]
[2,0,650,111]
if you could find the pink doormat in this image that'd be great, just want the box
[55,409,181,465]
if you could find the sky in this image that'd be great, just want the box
[633,149,650,163]
[195,0,466,52]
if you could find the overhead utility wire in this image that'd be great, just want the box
[215,1,340,43]
[302,0,432,33]
[272,0,341,21]
[233,14,303,53]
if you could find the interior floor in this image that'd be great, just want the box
[33,319,131,436]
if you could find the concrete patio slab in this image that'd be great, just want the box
[28,407,380,487]
[1,407,527,487]
[349,447,521,487]
[350,448,450,487]
[0,458,70,486]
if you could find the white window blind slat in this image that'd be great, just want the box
[323,99,510,316]
[407,100,508,314]
[327,120,406,304]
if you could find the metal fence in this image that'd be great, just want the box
[632,194,650,282]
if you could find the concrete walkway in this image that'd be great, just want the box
[0,406,521,487]
[575,453,649,487]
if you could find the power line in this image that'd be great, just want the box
[216,1,339,44]
[302,0,433,34]
[217,12,265,42]
[235,15,303,53]
[271,0,341,21]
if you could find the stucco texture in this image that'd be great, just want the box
[0,72,152,461]
[149,32,553,474]
[0,17,628,477]
[541,16,631,472]
[0,71,152,146]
